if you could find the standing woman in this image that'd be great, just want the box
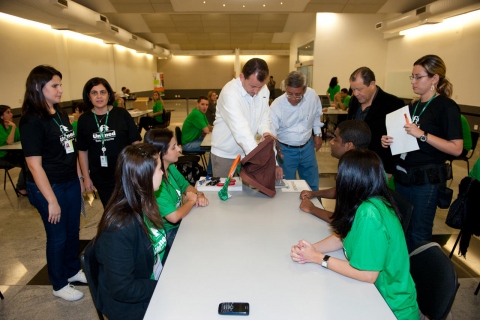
[326,76,340,102]
[138,90,164,134]
[206,90,217,126]
[291,149,418,319]
[77,77,141,207]
[144,129,209,262]
[95,144,166,320]
[382,54,463,251]
[0,105,26,195]
[19,65,86,301]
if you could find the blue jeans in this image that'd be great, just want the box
[27,178,81,290]
[279,137,319,191]
[396,182,439,252]
[182,138,212,174]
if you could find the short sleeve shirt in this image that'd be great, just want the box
[343,197,419,319]
[182,108,208,145]
[154,164,191,232]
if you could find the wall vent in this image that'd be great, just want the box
[375,22,383,30]
[416,6,427,15]
[99,15,108,23]
[132,35,138,40]
[110,25,119,33]
[51,0,68,9]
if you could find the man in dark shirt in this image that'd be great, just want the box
[347,67,404,175]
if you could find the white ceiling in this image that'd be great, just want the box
[1,0,435,53]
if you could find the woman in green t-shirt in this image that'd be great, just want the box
[291,149,419,319]
[138,91,165,134]
[0,105,26,195]
[144,128,209,262]
[326,77,340,101]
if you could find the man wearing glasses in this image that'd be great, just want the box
[270,71,323,191]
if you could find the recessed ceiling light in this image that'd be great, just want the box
[223,4,225,6]
[263,4,265,7]
[281,2,283,4]
[243,5,245,8]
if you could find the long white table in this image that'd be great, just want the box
[144,186,395,319]
[0,141,22,150]
[200,132,211,150]
[128,109,152,124]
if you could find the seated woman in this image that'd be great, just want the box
[144,128,209,262]
[0,105,26,195]
[138,91,164,134]
[95,143,166,320]
[71,101,91,136]
[206,90,218,126]
[290,149,419,319]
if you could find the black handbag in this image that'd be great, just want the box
[446,178,474,229]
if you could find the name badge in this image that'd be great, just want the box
[64,139,74,154]
[100,156,108,167]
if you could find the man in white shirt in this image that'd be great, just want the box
[270,71,323,190]
[211,58,282,179]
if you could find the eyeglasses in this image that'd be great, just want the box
[90,90,108,96]
[286,93,304,100]
[409,75,429,81]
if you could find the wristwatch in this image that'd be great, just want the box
[314,133,322,137]
[321,255,330,268]
[419,131,428,142]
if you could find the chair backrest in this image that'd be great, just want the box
[81,240,105,320]
[164,111,171,125]
[410,241,458,320]
[389,189,413,234]
[469,131,479,154]
[175,126,183,146]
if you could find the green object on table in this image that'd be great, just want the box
[218,155,241,201]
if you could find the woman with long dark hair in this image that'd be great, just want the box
[206,90,217,126]
[19,65,86,301]
[291,149,418,319]
[382,54,463,251]
[326,76,340,101]
[144,128,209,262]
[0,105,26,195]
[77,77,141,207]
[95,143,166,320]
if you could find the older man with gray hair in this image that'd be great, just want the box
[270,71,323,190]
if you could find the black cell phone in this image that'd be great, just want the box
[218,302,249,316]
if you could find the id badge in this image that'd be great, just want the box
[100,156,108,167]
[64,139,74,154]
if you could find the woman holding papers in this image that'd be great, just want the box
[291,149,419,319]
[381,54,463,251]
[144,128,209,262]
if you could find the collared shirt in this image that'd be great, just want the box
[270,87,323,146]
[211,77,271,159]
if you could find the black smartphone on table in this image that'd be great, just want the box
[218,302,249,316]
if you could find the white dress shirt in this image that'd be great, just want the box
[211,77,271,159]
[270,87,323,146]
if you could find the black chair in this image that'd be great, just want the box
[175,126,207,169]
[446,131,479,178]
[410,241,458,320]
[175,155,206,186]
[389,189,413,234]
[147,111,171,131]
[1,165,18,197]
[81,240,105,320]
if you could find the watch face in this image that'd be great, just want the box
[420,135,426,142]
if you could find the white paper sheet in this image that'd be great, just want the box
[386,106,419,155]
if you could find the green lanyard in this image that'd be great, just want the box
[412,93,436,125]
[52,112,67,135]
[93,108,110,155]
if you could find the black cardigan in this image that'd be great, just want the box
[95,217,157,320]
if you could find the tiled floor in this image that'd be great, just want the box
[0,99,479,319]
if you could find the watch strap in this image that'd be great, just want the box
[322,255,330,268]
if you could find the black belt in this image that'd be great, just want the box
[279,140,309,149]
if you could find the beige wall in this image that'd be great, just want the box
[312,13,388,95]
[0,13,157,109]
[384,10,480,106]
[157,55,289,90]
